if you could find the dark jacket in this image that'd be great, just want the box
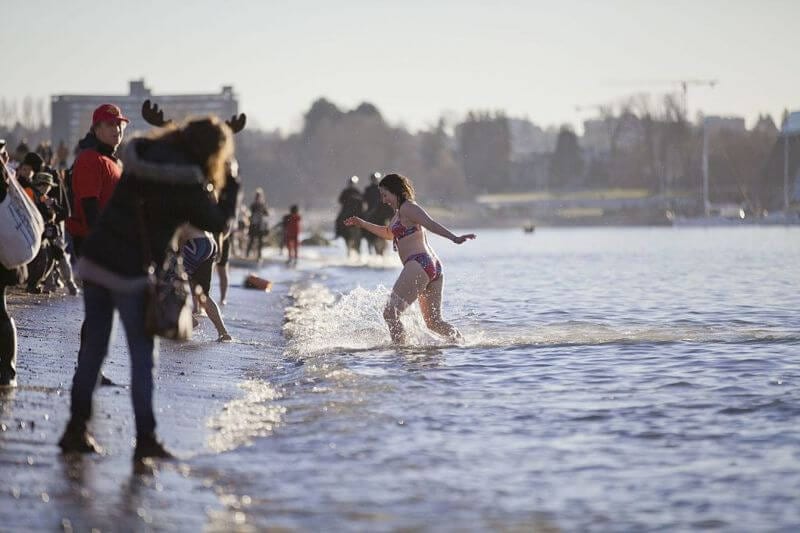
[338,186,363,216]
[44,167,71,223]
[79,138,239,285]
[363,183,381,211]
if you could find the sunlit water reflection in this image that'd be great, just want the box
[211,227,800,531]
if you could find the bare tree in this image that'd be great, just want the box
[456,111,512,192]
[0,98,9,126]
[21,96,34,129]
[0,98,18,127]
[35,98,48,128]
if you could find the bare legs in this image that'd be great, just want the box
[216,263,229,305]
[418,277,463,342]
[383,261,462,344]
[197,293,231,341]
[286,239,298,267]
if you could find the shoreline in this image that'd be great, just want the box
[0,266,291,531]
[287,206,800,234]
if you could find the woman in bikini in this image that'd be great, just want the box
[344,173,475,344]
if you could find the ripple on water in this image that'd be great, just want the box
[717,399,795,416]
[656,381,700,389]
[258,232,800,530]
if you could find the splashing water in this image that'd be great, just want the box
[283,282,799,360]
[206,380,285,453]
[283,282,448,358]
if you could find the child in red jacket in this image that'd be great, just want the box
[284,205,301,267]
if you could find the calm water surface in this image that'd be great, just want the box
[204,227,800,531]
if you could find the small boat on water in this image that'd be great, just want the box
[667,206,800,227]
[667,204,751,227]
[523,221,535,233]
[671,114,800,227]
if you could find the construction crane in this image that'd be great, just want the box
[610,79,718,118]
[666,79,718,118]
[574,93,641,114]
[575,102,614,114]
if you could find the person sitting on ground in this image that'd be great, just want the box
[58,116,240,461]
[25,172,62,294]
[40,166,79,295]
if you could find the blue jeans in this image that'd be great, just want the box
[69,281,158,437]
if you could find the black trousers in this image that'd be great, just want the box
[0,285,15,381]
[0,263,25,381]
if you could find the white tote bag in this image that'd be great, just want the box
[0,167,45,269]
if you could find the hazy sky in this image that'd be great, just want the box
[4,0,797,133]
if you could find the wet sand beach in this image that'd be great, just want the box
[0,265,288,532]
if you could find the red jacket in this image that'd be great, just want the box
[66,148,122,237]
[284,213,301,240]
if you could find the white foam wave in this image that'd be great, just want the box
[276,245,402,272]
[465,322,800,350]
[283,282,799,358]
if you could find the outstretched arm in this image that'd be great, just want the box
[344,216,393,240]
[402,203,476,244]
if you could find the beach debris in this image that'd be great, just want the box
[243,274,272,292]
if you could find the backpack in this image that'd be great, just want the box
[0,164,45,268]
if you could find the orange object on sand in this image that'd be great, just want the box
[244,273,272,291]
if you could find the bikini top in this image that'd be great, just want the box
[391,218,419,251]
[391,218,418,240]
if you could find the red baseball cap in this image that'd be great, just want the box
[92,103,130,125]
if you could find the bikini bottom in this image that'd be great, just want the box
[404,252,442,283]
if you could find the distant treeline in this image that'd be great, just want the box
[1,94,789,210]
[235,95,787,212]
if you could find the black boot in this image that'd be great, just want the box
[0,317,17,387]
[133,433,173,461]
[25,284,42,294]
[58,419,103,454]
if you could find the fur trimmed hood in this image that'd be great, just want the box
[120,137,206,185]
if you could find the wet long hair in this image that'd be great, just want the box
[379,173,415,207]
[152,116,233,192]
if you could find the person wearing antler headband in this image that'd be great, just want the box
[141,100,245,306]
[59,115,241,462]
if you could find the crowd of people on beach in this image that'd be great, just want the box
[0,100,474,463]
